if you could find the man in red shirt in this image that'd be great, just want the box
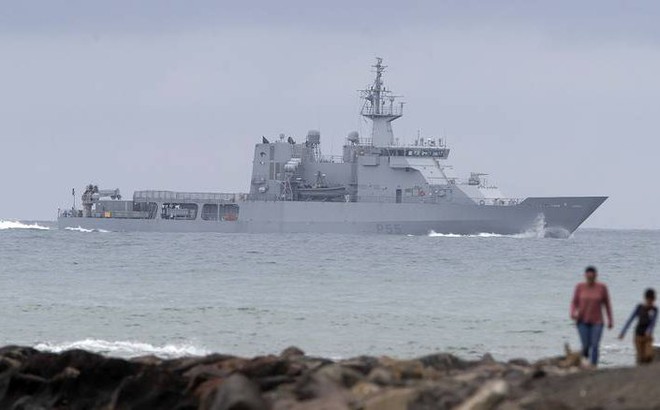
[570,266,614,366]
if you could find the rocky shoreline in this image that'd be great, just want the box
[0,344,659,409]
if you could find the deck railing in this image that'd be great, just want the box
[471,198,524,206]
[133,191,248,203]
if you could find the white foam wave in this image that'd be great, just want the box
[474,232,505,238]
[428,230,547,239]
[428,231,506,238]
[427,215,552,239]
[428,231,465,238]
[65,226,110,233]
[0,220,50,230]
[34,339,208,358]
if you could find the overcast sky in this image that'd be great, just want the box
[1,0,659,228]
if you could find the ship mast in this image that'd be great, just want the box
[360,58,404,147]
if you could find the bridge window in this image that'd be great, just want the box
[223,204,239,221]
[202,204,218,220]
[133,202,158,219]
[201,204,240,221]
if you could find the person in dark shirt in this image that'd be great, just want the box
[619,288,658,364]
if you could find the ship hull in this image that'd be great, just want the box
[57,196,606,237]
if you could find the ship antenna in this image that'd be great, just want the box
[360,57,403,147]
[373,57,384,114]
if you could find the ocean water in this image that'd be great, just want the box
[0,220,658,367]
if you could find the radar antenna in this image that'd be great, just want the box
[360,58,404,147]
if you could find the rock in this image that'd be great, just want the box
[204,373,266,410]
[10,395,51,410]
[0,349,145,410]
[409,379,474,409]
[509,362,660,409]
[184,363,231,393]
[367,367,396,386]
[455,379,508,410]
[208,355,292,384]
[351,381,381,400]
[56,356,142,408]
[130,355,164,366]
[241,355,290,379]
[296,357,335,374]
[281,346,305,359]
[195,378,226,406]
[294,372,344,401]
[286,394,351,410]
[508,359,530,367]
[0,357,21,373]
[0,346,39,362]
[379,357,427,381]
[338,356,380,376]
[363,388,417,410]
[481,353,496,364]
[19,351,65,379]
[417,353,472,372]
[515,394,575,410]
[168,353,235,373]
[1,373,49,403]
[290,363,359,407]
[4,344,659,410]
[501,368,527,384]
[110,366,194,409]
[452,371,482,384]
[52,366,80,381]
[185,363,228,380]
[270,397,299,410]
[255,375,296,391]
[496,401,525,410]
[292,364,361,405]
[316,364,363,388]
[285,361,306,377]
[531,369,546,379]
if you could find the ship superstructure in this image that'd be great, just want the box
[58,59,606,237]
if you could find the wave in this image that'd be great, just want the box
[427,215,560,239]
[428,231,548,239]
[0,220,50,230]
[33,339,208,358]
[65,226,110,233]
[428,231,513,238]
[428,231,468,238]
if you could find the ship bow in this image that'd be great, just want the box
[519,196,607,237]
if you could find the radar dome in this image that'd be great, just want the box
[347,131,359,144]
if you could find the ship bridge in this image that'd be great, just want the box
[246,58,518,207]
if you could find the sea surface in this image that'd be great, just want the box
[0,220,658,367]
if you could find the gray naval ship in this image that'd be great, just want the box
[58,58,606,237]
